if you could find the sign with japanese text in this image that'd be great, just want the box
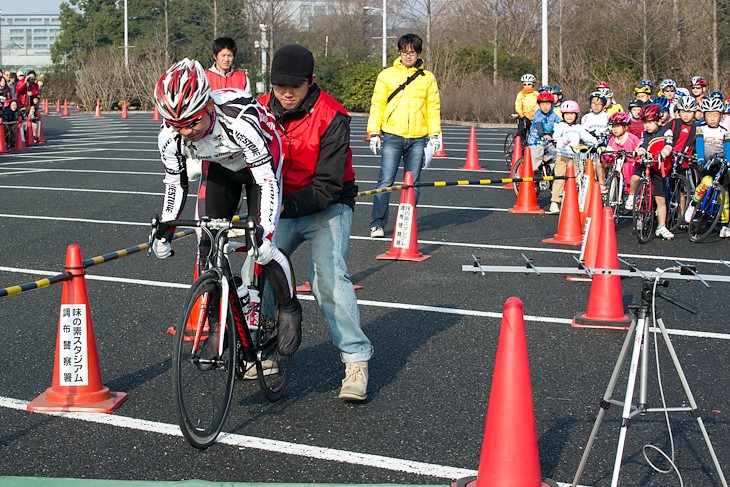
[393,204,413,249]
[59,304,88,386]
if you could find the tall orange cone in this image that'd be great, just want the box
[0,124,7,153]
[573,207,631,329]
[42,99,49,115]
[27,244,128,413]
[55,99,61,113]
[121,100,129,119]
[94,100,102,118]
[152,105,161,121]
[509,146,544,214]
[434,132,448,158]
[460,127,483,170]
[25,118,36,146]
[542,162,582,246]
[14,121,27,151]
[452,298,557,487]
[376,171,431,262]
[503,135,523,190]
[62,99,70,116]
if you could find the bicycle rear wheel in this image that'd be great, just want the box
[172,271,236,449]
[510,157,540,199]
[633,179,654,244]
[666,174,690,232]
[605,171,622,223]
[503,132,515,167]
[688,185,726,242]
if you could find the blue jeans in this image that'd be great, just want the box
[370,133,427,229]
[276,204,373,363]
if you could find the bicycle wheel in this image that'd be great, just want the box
[633,179,654,244]
[254,264,294,402]
[172,271,236,449]
[688,185,726,242]
[605,171,622,223]
[503,132,515,167]
[666,174,690,233]
[510,157,539,199]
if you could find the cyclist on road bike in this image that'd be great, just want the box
[627,103,675,239]
[598,112,640,193]
[684,97,730,237]
[515,74,538,141]
[551,100,598,213]
[658,96,699,164]
[152,58,303,354]
[527,90,561,170]
[581,92,610,141]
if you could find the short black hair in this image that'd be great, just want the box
[397,34,422,53]
[27,70,36,77]
[212,37,237,57]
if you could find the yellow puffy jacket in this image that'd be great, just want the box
[367,57,441,138]
[515,88,538,120]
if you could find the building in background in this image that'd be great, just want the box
[0,14,61,73]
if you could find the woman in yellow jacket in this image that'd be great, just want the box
[515,74,538,141]
[367,33,441,238]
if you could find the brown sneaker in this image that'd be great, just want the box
[338,361,368,401]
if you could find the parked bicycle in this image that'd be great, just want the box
[601,150,634,224]
[149,215,294,449]
[664,152,692,233]
[632,155,656,243]
[687,156,728,242]
[503,113,528,167]
[510,139,557,198]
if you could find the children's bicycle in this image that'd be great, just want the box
[510,139,556,198]
[664,153,692,233]
[602,150,633,224]
[687,156,728,242]
[150,215,294,449]
[632,155,655,244]
[503,113,527,167]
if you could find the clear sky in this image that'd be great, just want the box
[2,0,63,15]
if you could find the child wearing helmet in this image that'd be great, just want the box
[660,96,699,164]
[627,103,675,239]
[684,97,730,237]
[581,92,610,140]
[658,80,678,118]
[526,90,562,172]
[596,83,624,116]
[654,96,671,125]
[515,74,538,141]
[550,100,598,214]
[627,99,646,138]
[549,84,564,117]
[689,76,707,121]
[598,112,641,193]
[721,97,730,132]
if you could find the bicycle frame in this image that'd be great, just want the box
[698,157,728,215]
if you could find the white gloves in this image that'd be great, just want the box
[369,135,382,155]
[427,135,441,152]
[249,238,276,265]
[152,237,173,259]
[186,158,202,181]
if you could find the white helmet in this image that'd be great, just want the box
[701,97,724,113]
[154,58,210,124]
[675,96,698,112]
[520,73,536,83]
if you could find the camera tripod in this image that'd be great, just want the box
[570,276,728,487]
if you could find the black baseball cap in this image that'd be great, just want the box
[271,44,314,86]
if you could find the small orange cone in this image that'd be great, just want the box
[56,99,61,113]
[580,158,596,224]
[573,207,631,329]
[94,100,102,118]
[25,118,36,146]
[167,262,202,339]
[62,99,70,117]
[376,171,431,262]
[121,100,129,119]
[509,146,544,214]
[543,162,582,246]
[27,244,128,413]
[452,298,557,487]
[567,180,603,283]
[36,118,47,144]
[460,127,483,170]
[503,135,523,190]
[14,121,27,151]
[0,124,7,153]
[152,105,161,121]
[42,99,49,115]
[434,133,448,158]
[296,281,363,293]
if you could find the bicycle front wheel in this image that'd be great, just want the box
[503,132,515,167]
[605,171,622,223]
[172,271,236,449]
[689,185,726,242]
[633,179,654,244]
[510,157,540,199]
[666,174,690,232]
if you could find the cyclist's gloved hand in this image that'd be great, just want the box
[152,223,174,259]
[369,135,382,155]
[249,238,275,265]
[427,135,441,152]
[186,157,202,181]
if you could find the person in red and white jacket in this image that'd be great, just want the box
[205,37,250,94]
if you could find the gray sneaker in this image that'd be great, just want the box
[338,361,368,401]
[547,202,560,214]
[370,227,385,238]
[243,360,279,380]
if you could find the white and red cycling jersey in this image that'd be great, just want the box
[157,88,283,239]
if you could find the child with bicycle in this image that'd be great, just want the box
[627,103,675,239]
[515,74,538,141]
[581,92,610,142]
[684,97,730,238]
[550,100,598,213]
[527,90,561,171]
[627,99,645,138]
[597,112,640,194]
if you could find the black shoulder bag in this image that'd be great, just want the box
[387,69,425,104]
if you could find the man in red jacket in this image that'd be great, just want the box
[205,37,250,93]
[259,45,373,402]
[15,70,40,115]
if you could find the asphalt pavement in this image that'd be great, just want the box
[0,110,728,486]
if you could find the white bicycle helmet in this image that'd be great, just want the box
[154,58,210,124]
[701,97,724,112]
[675,96,698,112]
[520,73,536,84]
[659,79,677,91]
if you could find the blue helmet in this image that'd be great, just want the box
[588,91,607,105]
[709,90,725,100]
[640,79,654,90]
[538,84,550,92]
[654,96,670,114]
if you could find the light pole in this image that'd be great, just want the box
[364,0,387,68]
[124,0,129,70]
[0,9,3,69]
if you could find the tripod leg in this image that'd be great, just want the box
[656,318,728,487]
[571,317,638,487]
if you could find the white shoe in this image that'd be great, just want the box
[719,226,730,238]
[655,225,674,240]
[370,226,384,238]
[624,195,634,210]
[339,361,368,401]
[547,202,560,214]
[243,359,279,380]
[684,204,696,223]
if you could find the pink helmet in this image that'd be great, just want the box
[608,111,631,125]
[560,100,580,114]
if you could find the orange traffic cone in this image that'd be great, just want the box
[573,207,631,329]
[460,127,483,170]
[580,158,596,224]
[62,99,70,117]
[94,100,102,118]
[25,118,35,146]
[452,297,557,487]
[543,162,582,246]
[152,105,161,121]
[567,180,603,283]
[121,100,128,119]
[434,133,448,158]
[376,171,431,262]
[56,99,61,113]
[503,135,523,190]
[14,121,26,151]
[42,99,48,115]
[509,146,544,214]
[167,262,202,339]
[0,124,7,154]
[27,244,128,413]
[296,281,363,293]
